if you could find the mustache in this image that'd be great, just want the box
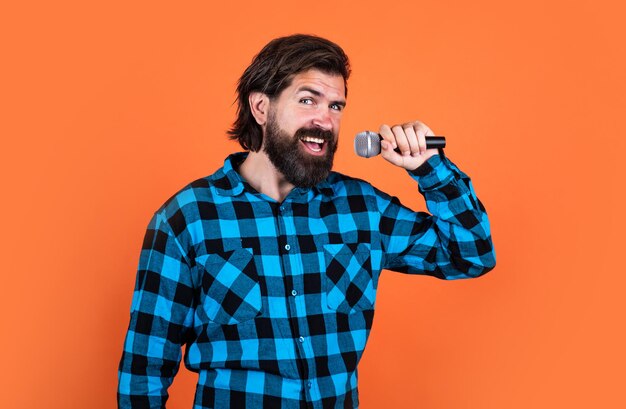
[294,127,335,142]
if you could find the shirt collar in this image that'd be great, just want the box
[213,152,335,198]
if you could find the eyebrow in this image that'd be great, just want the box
[297,86,346,107]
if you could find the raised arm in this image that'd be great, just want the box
[376,120,495,279]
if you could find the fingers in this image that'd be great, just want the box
[416,122,435,155]
[402,125,421,156]
[378,120,438,170]
[379,124,404,167]
[379,124,396,150]
[392,125,411,155]
[380,121,434,156]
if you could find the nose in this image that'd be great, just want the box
[312,107,333,131]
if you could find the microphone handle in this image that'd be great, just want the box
[378,135,446,151]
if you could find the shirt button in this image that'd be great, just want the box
[307,381,312,389]
[291,289,298,296]
[298,336,305,343]
[284,244,291,251]
[279,206,285,212]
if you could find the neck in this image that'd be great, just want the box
[239,151,295,202]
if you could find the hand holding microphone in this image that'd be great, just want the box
[354,121,444,171]
[354,131,445,157]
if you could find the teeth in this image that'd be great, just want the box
[301,136,325,144]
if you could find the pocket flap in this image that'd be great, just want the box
[197,248,262,325]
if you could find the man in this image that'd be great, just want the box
[118,34,496,408]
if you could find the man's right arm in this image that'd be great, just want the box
[118,211,196,408]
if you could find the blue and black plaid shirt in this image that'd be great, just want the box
[118,152,495,408]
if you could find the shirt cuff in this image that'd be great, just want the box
[408,154,456,191]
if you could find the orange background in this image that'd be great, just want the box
[1,0,625,407]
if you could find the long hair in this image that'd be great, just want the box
[228,34,351,152]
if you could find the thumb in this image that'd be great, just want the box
[380,139,404,167]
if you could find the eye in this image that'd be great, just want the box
[330,103,343,111]
[300,98,314,105]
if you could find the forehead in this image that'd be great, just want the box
[285,69,346,99]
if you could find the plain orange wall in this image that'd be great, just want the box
[1,0,625,407]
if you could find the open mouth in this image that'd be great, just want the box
[300,136,327,155]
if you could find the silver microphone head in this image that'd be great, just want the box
[354,131,381,158]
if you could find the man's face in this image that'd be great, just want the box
[262,69,346,188]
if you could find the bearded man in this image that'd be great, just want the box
[118,34,496,409]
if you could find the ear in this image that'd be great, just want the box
[249,92,270,126]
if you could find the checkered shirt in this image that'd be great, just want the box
[118,152,496,408]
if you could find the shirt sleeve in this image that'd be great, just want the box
[118,210,196,408]
[378,153,496,279]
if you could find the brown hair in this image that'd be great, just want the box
[228,34,351,152]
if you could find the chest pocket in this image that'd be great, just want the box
[199,248,262,325]
[323,243,376,314]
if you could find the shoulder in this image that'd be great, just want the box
[160,176,214,212]
[150,167,226,236]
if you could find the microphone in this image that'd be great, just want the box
[354,130,446,158]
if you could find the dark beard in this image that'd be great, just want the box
[263,113,337,188]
